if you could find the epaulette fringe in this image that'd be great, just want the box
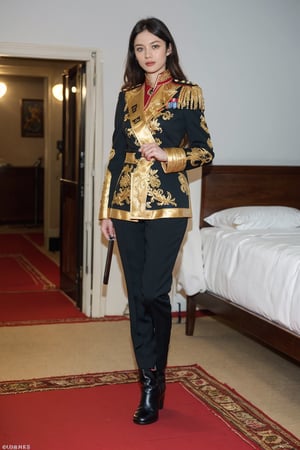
[177,85,205,111]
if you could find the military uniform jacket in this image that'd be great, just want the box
[99,70,214,221]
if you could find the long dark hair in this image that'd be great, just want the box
[122,17,187,89]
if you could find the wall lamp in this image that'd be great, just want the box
[52,83,63,101]
[0,82,7,98]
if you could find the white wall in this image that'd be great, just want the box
[1,0,299,164]
[1,0,299,314]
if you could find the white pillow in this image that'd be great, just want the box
[204,206,300,230]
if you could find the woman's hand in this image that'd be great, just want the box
[101,218,115,240]
[139,143,168,162]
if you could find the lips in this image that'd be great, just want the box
[145,62,155,66]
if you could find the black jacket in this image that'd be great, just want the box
[99,71,214,221]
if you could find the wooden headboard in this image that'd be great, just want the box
[200,165,300,227]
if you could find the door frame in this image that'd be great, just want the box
[0,42,105,317]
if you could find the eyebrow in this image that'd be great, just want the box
[134,40,161,47]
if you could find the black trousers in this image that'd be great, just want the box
[113,218,188,370]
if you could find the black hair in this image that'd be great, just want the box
[122,17,187,89]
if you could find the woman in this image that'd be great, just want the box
[99,17,214,425]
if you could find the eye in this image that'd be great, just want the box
[135,47,143,53]
[152,44,160,50]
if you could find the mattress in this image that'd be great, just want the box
[201,228,300,335]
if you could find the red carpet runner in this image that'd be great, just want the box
[0,291,89,325]
[0,233,88,325]
[0,233,59,287]
[0,365,299,450]
[0,233,129,325]
[0,255,55,291]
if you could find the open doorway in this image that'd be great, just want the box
[0,44,105,318]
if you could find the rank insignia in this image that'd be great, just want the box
[167,98,178,109]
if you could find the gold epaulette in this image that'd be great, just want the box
[122,83,142,92]
[173,79,197,86]
[174,80,205,111]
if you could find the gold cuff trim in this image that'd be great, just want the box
[161,148,186,173]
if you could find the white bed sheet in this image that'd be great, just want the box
[201,228,300,336]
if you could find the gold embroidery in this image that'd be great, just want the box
[148,118,162,134]
[178,172,189,195]
[112,165,132,206]
[187,148,213,166]
[125,153,139,164]
[109,148,115,160]
[112,154,179,218]
[130,158,178,218]
[147,170,177,207]
[125,127,140,146]
[200,115,209,133]
[125,127,134,138]
[130,158,154,218]
[161,110,173,120]
[113,74,209,220]
[207,138,213,149]
[148,188,177,208]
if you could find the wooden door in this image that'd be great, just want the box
[60,63,86,308]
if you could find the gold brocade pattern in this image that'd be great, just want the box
[130,159,152,218]
[112,165,132,206]
[178,172,189,194]
[148,117,162,134]
[207,138,213,149]
[200,115,209,133]
[161,110,173,120]
[113,157,178,219]
[109,148,115,160]
[187,148,213,166]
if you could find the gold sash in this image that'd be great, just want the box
[126,86,155,145]
[125,86,155,219]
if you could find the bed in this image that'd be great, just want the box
[185,165,300,363]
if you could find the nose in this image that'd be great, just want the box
[145,47,152,58]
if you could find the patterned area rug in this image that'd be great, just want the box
[0,365,298,449]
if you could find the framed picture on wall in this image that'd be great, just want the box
[21,99,44,138]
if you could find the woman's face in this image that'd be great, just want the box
[134,29,171,76]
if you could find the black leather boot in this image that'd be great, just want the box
[133,369,160,425]
[157,369,166,409]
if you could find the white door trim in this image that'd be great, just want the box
[0,42,105,317]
